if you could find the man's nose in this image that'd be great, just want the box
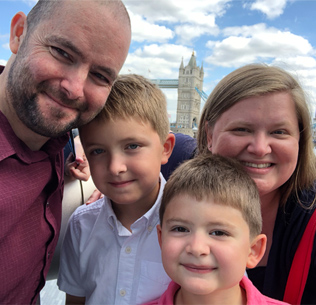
[60,68,87,100]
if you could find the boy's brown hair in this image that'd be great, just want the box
[160,154,262,238]
[92,74,170,143]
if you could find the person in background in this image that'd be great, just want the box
[58,74,175,304]
[160,132,197,180]
[144,154,289,305]
[0,0,131,303]
[197,64,316,304]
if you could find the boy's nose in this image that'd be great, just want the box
[108,155,127,176]
[186,233,210,257]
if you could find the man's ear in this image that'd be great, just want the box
[161,133,175,165]
[246,234,267,269]
[10,12,27,54]
[157,224,162,249]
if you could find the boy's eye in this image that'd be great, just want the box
[92,148,105,155]
[210,230,227,237]
[171,226,189,233]
[127,144,139,150]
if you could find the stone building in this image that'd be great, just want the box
[171,52,204,138]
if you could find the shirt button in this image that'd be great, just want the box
[147,226,153,232]
[125,246,132,254]
[120,289,126,297]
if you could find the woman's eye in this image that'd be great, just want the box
[272,130,286,135]
[233,127,250,132]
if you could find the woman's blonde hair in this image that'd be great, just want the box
[197,64,316,207]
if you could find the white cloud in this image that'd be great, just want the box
[124,0,230,23]
[0,59,7,66]
[205,24,313,67]
[174,14,220,44]
[129,11,174,43]
[244,0,289,19]
[124,0,229,44]
[122,44,193,78]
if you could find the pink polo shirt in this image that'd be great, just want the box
[143,276,290,305]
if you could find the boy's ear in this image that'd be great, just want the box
[161,133,175,165]
[157,224,162,249]
[10,12,27,54]
[246,234,267,269]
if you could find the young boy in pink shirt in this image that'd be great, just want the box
[144,154,289,305]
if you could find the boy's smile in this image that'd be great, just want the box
[80,117,170,222]
[158,193,255,301]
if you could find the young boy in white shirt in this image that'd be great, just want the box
[144,154,289,305]
[58,74,175,304]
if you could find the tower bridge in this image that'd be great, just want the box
[151,52,205,138]
[151,79,179,89]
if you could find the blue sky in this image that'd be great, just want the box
[1,0,316,122]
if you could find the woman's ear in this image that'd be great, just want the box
[246,234,267,269]
[10,12,27,54]
[161,133,175,165]
[205,122,213,152]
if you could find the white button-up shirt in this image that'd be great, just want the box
[58,174,171,304]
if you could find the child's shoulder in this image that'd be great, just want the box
[241,276,290,305]
[71,197,108,224]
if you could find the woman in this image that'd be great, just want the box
[197,64,316,304]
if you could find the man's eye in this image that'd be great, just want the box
[92,72,110,84]
[50,46,70,59]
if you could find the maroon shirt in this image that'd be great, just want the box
[0,99,68,302]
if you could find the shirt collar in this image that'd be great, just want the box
[107,173,166,236]
[0,110,69,163]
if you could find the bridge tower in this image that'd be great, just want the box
[171,51,204,137]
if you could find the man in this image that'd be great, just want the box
[0,0,131,303]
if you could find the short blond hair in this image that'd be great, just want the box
[197,64,316,207]
[93,74,170,143]
[160,154,262,238]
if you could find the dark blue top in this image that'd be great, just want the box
[161,132,197,180]
[248,187,316,304]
